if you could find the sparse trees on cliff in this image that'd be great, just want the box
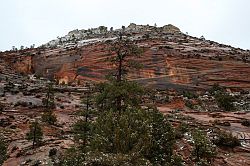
[60,35,181,165]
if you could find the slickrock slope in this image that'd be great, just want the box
[1,23,250,90]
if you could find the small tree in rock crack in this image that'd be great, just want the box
[42,82,57,125]
[26,121,43,149]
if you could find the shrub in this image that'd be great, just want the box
[49,148,57,157]
[214,120,231,126]
[175,122,189,139]
[41,111,57,125]
[209,83,225,95]
[185,100,194,109]
[215,93,235,112]
[212,130,240,148]
[241,119,250,127]
[183,91,198,99]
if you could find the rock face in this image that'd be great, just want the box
[162,24,181,34]
[0,23,250,91]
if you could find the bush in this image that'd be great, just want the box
[41,111,57,125]
[209,83,225,95]
[49,148,57,157]
[183,91,198,99]
[241,119,250,127]
[175,122,189,139]
[185,100,194,109]
[215,93,235,112]
[214,120,231,126]
[212,130,240,148]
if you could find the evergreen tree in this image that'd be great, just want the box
[42,83,55,109]
[192,129,216,164]
[42,83,57,125]
[74,82,95,145]
[26,121,43,148]
[96,35,143,112]
[0,135,7,165]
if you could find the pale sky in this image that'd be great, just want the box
[0,0,250,51]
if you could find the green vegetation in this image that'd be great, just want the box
[182,91,198,99]
[61,109,179,165]
[0,102,4,113]
[41,111,57,125]
[209,83,235,111]
[215,92,235,112]
[41,83,57,125]
[192,129,217,165]
[241,119,250,127]
[212,130,240,148]
[175,122,189,139]
[42,83,55,109]
[185,100,195,109]
[0,135,7,165]
[209,83,225,95]
[60,36,182,165]
[26,121,43,148]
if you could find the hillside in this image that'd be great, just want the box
[0,23,250,166]
[1,23,250,90]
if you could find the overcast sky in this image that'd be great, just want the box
[0,0,249,51]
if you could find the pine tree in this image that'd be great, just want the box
[0,135,7,165]
[74,82,95,148]
[26,121,43,149]
[96,34,143,112]
[42,83,57,125]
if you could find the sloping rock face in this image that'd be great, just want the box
[1,23,250,90]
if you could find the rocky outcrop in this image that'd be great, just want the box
[162,24,181,34]
[1,24,250,91]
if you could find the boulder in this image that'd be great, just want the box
[162,24,181,34]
